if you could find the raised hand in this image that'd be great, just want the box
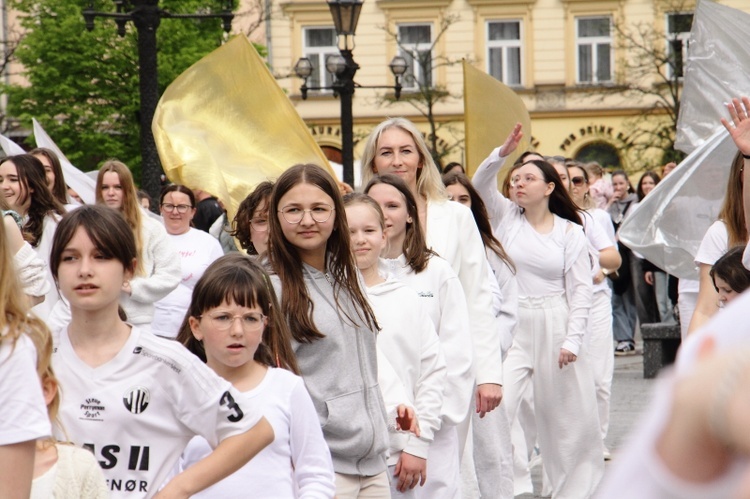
[721,97,750,156]
[499,123,524,158]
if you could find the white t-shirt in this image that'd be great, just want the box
[179,368,335,498]
[52,325,262,498]
[694,220,728,266]
[152,229,223,338]
[30,214,61,321]
[0,333,50,445]
[584,209,618,296]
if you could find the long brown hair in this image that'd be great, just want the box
[231,181,274,254]
[442,171,515,273]
[267,164,379,343]
[364,173,435,273]
[30,147,68,205]
[0,154,65,247]
[177,254,300,374]
[718,151,748,248]
[525,160,583,226]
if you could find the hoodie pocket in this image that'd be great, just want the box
[322,390,374,458]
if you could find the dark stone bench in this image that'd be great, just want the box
[641,323,682,379]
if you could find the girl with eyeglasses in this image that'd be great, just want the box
[48,205,274,498]
[231,181,274,256]
[175,253,336,497]
[267,163,391,498]
[0,154,66,319]
[472,124,603,498]
[151,185,224,338]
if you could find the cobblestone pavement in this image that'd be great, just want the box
[517,345,657,498]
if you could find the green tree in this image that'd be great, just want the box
[6,0,236,180]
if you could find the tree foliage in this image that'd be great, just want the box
[6,0,239,179]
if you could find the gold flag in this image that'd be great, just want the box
[153,35,333,223]
[463,60,531,178]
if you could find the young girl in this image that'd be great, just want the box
[710,246,750,308]
[0,154,66,319]
[175,253,336,497]
[364,174,473,499]
[30,147,72,207]
[472,124,603,498]
[0,212,51,499]
[49,205,273,498]
[231,181,274,256]
[344,193,446,497]
[30,328,109,498]
[266,163,390,498]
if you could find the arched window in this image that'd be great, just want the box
[575,141,621,170]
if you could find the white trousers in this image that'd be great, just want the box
[504,295,604,499]
[469,403,514,499]
[415,425,461,499]
[586,291,615,440]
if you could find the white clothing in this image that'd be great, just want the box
[468,403,514,499]
[367,274,446,463]
[152,228,223,337]
[0,333,50,445]
[415,426,461,499]
[486,250,518,358]
[677,279,699,339]
[179,368,335,498]
[584,209,617,296]
[52,325,263,499]
[587,291,614,440]
[426,199,503,386]
[694,219,729,266]
[380,255,473,427]
[30,214,60,321]
[31,444,109,499]
[14,241,51,299]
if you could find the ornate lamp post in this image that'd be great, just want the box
[293,0,407,187]
[82,0,234,200]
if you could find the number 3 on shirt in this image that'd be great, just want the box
[220,391,244,422]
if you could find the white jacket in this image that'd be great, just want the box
[367,273,446,464]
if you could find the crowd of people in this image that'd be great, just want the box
[3,98,750,499]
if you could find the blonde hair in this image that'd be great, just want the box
[96,160,144,275]
[360,118,447,201]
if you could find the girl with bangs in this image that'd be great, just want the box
[364,173,473,499]
[472,124,602,498]
[176,253,335,498]
[266,163,391,498]
[48,205,273,498]
[0,154,66,319]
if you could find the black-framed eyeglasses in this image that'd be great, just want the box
[161,203,193,214]
[278,205,335,224]
[570,176,586,186]
[199,312,266,332]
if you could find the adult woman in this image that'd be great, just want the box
[472,124,602,498]
[151,185,223,338]
[566,162,621,458]
[442,171,516,499]
[360,117,503,422]
[0,154,66,319]
[607,170,639,355]
[231,181,274,256]
[689,152,747,333]
[30,148,70,207]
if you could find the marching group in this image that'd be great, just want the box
[4,97,750,499]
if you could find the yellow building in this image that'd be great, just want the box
[267,0,749,175]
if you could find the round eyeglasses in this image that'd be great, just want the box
[510,173,542,188]
[161,203,193,214]
[200,312,266,332]
[278,205,335,224]
[250,218,269,232]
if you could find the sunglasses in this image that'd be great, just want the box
[571,176,586,186]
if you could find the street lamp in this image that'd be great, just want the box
[82,0,234,201]
[293,0,408,187]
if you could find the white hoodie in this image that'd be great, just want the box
[367,272,447,465]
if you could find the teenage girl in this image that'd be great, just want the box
[364,173,473,499]
[176,253,336,497]
[472,124,603,498]
[344,192,446,497]
[30,147,72,207]
[29,328,109,498]
[442,171,517,499]
[231,181,274,256]
[0,212,51,499]
[0,154,66,319]
[266,163,390,498]
[48,205,273,498]
[360,117,503,433]
[710,246,750,307]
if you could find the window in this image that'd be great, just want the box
[576,17,612,84]
[303,27,338,91]
[666,13,693,79]
[487,21,522,86]
[575,141,621,170]
[398,24,433,90]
